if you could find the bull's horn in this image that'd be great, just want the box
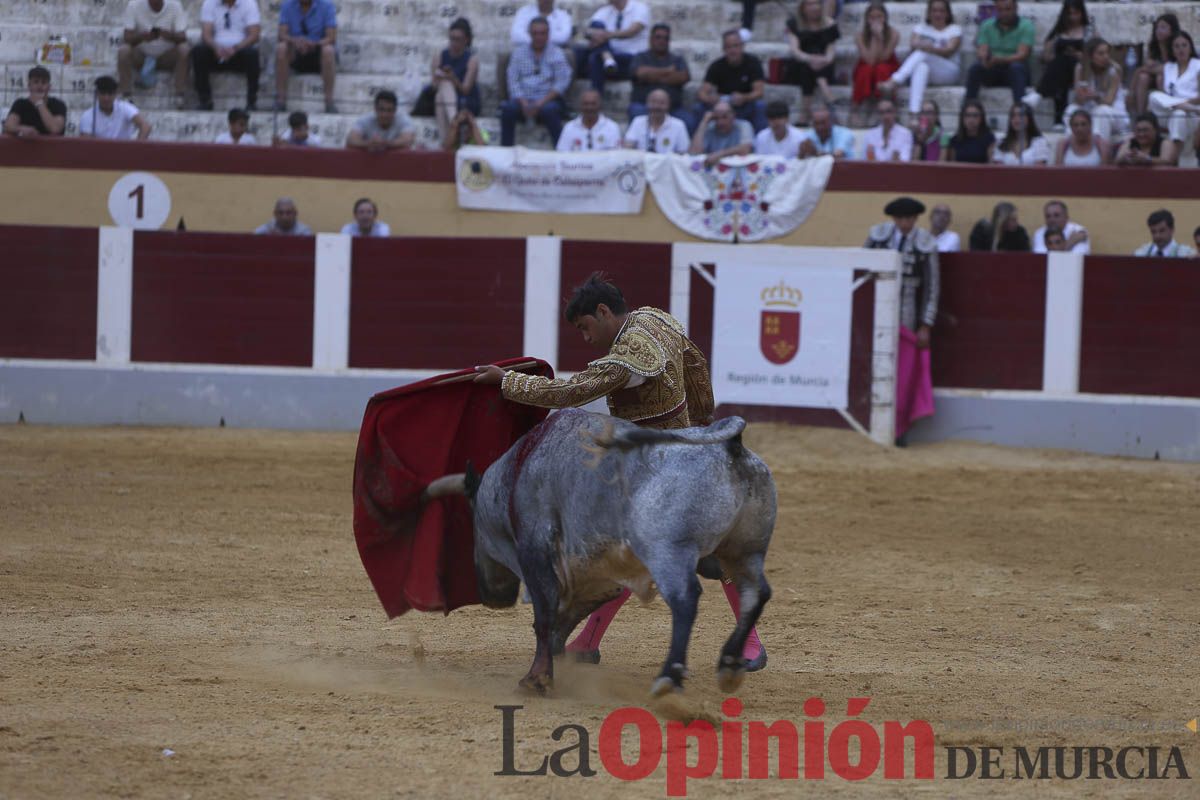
[421,473,467,503]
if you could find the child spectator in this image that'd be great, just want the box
[274,110,322,147]
[215,108,257,144]
[80,76,152,140]
[754,100,804,157]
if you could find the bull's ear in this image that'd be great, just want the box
[464,461,481,502]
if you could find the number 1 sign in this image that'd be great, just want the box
[107,172,171,230]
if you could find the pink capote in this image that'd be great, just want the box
[895,325,935,437]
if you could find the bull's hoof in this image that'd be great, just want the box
[650,663,689,697]
[569,649,601,665]
[716,654,746,693]
[650,675,682,697]
[518,673,553,694]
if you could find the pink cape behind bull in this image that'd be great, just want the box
[352,358,553,618]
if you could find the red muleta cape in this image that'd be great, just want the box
[352,358,553,618]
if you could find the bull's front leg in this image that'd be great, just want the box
[649,559,702,697]
[518,558,561,694]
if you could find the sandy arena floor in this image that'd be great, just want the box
[2,422,1199,799]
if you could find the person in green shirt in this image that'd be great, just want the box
[966,0,1034,103]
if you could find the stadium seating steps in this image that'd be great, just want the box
[5,0,1199,149]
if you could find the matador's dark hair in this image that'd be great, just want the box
[564,272,627,322]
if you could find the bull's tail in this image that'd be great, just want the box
[419,462,482,506]
[594,416,747,452]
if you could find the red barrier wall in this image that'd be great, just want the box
[349,237,525,369]
[1080,257,1200,398]
[558,241,671,372]
[132,232,314,366]
[934,252,1046,391]
[0,226,97,360]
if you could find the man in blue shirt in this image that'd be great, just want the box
[275,0,338,112]
[799,106,855,159]
[502,17,573,146]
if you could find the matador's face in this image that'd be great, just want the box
[572,304,622,350]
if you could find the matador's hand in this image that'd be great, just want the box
[473,365,505,384]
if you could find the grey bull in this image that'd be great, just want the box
[423,408,777,695]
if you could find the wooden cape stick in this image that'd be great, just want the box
[433,360,543,386]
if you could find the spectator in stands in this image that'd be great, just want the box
[118,0,191,110]
[1149,32,1200,156]
[80,76,152,140]
[512,0,573,49]
[690,100,754,166]
[215,107,256,144]
[993,102,1050,165]
[347,90,415,151]
[966,0,1034,105]
[943,98,994,163]
[3,66,66,138]
[341,198,390,237]
[579,0,650,94]
[754,100,804,157]
[1134,209,1195,258]
[628,24,692,132]
[444,108,491,150]
[910,99,944,161]
[864,99,912,161]
[502,18,572,147]
[863,196,939,446]
[1193,225,1200,254]
[558,90,621,151]
[1115,112,1177,167]
[274,0,338,113]
[851,1,899,125]
[274,110,322,147]
[1022,0,1091,126]
[623,88,689,153]
[430,18,481,145]
[1128,13,1180,117]
[969,202,1031,252]
[799,105,854,159]
[782,0,839,124]
[1043,228,1067,251]
[1033,200,1088,254]
[1055,108,1107,166]
[194,0,262,111]
[695,30,768,133]
[255,198,313,235]
[878,0,960,121]
[929,203,959,252]
[1062,38,1125,141]
[743,0,832,41]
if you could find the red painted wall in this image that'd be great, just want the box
[131,231,315,366]
[1080,257,1200,398]
[349,237,525,369]
[557,241,671,371]
[0,226,97,360]
[933,252,1046,391]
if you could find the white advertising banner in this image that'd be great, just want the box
[455,146,646,214]
[711,258,853,409]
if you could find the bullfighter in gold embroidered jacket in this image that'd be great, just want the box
[473,273,765,672]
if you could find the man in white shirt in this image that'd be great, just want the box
[623,88,688,153]
[118,0,190,108]
[1032,200,1089,254]
[194,0,262,110]
[863,99,913,162]
[214,107,257,144]
[753,100,803,157]
[274,110,322,147]
[557,89,621,151]
[1134,209,1196,258]
[340,198,391,237]
[511,0,573,49]
[930,204,960,252]
[80,76,152,140]
[580,0,650,94]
